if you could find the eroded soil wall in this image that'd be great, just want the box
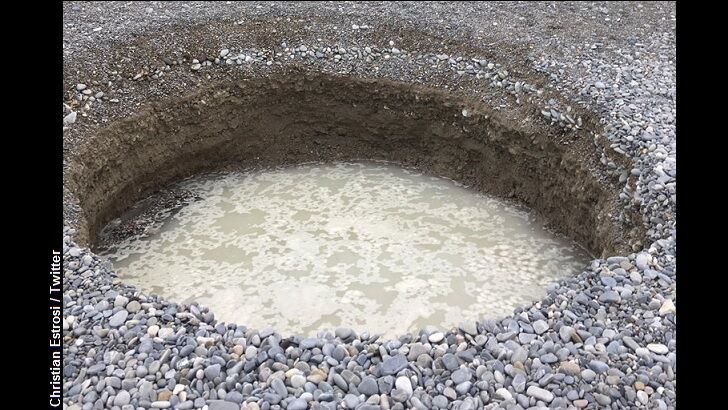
[67,72,636,257]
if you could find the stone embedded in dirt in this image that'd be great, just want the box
[63,111,77,125]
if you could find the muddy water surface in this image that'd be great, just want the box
[102,162,591,337]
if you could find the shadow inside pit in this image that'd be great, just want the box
[67,71,645,258]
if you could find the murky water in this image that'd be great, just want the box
[102,162,590,338]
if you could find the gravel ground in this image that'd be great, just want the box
[61,2,676,410]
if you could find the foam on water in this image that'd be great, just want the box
[102,162,590,337]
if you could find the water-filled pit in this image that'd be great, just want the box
[69,73,644,341]
[99,162,590,337]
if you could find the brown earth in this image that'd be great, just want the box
[67,69,644,257]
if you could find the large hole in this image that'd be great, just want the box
[67,71,645,332]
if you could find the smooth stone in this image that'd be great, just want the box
[588,360,609,374]
[432,395,448,408]
[291,374,306,389]
[300,338,318,349]
[635,253,650,269]
[494,388,512,401]
[390,389,409,403]
[378,376,395,394]
[358,377,379,396]
[344,394,360,408]
[208,401,241,410]
[126,300,141,313]
[601,275,618,287]
[442,353,459,371]
[559,361,580,375]
[636,347,651,357]
[630,271,643,283]
[135,365,148,377]
[594,393,612,406]
[158,327,174,338]
[108,310,128,327]
[647,343,669,354]
[459,321,478,335]
[407,343,429,360]
[526,386,554,403]
[113,391,130,406]
[114,295,129,307]
[602,329,617,340]
[106,376,121,389]
[225,391,244,404]
[335,327,353,340]
[559,326,574,342]
[204,364,221,380]
[512,373,526,393]
[428,332,444,343]
[451,368,471,384]
[541,353,558,364]
[455,381,472,395]
[599,291,621,303]
[659,299,676,315]
[333,373,348,390]
[381,354,408,375]
[574,399,589,408]
[94,328,109,338]
[179,345,194,357]
[533,320,549,335]
[519,333,537,344]
[637,390,649,405]
[271,378,287,397]
[395,377,412,398]
[288,398,308,410]
[581,369,597,382]
[512,347,528,364]
[623,336,641,352]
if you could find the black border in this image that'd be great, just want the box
[26,2,696,409]
[32,2,64,409]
